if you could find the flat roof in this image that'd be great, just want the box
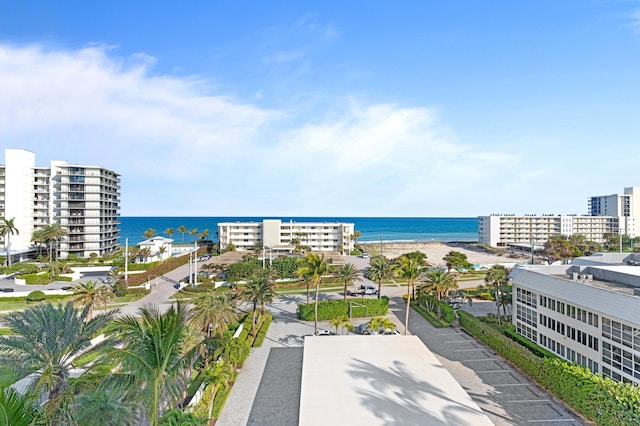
[299,336,493,426]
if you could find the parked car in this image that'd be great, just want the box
[0,288,14,293]
[348,285,379,296]
[314,329,336,336]
[61,286,73,291]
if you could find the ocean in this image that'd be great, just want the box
[119,217,478,245]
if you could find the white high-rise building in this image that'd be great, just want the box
[0,148,120,260]
[479,187,639,248]
[217,219,355,255]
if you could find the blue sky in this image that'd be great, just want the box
[1,1,640,217]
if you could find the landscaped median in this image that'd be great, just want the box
[458,310,640,425]
[296,296,389,320]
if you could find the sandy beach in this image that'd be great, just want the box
[359,241,528,267]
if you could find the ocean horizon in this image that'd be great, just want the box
[119,216,478,246]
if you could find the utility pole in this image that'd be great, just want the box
[124,238,129,285]
[193,241,198,288]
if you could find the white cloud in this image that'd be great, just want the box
[0,43,526,216]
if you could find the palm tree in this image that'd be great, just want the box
[190,292,238,338]
[41,223,68,263]
[296,253,329,334]
[105,303,195,426]
[165,227,175,240]
[242,273,274,335]
[0,302,116,420]
[139,247,151,263]
[337,263,360,301]
[366,255,393,299]
[199,229,209,241]
[158,245,167,262]
[0,217,19,266]
[177,225,187,244]
[143,228,156,239]
[189,228,198,242]
[69,280,112,321]
[485,265,510,325]
[424,270,458,319]
[72,388,140,426]
[30,228,47,259]
[295,267,313,304]
[202,360,233,420]
[0,387,42,426]
[394,255,423,335]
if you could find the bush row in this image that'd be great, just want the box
[124,248,207,287]
[253,313,273,347]
[410,301,450,327]
[297,296,389,321]
[458,310,640,425]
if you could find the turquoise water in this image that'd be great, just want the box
[119,217,478,245]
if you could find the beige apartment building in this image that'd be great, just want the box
[217,219,355,255]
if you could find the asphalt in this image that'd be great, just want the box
[218,284,589,426]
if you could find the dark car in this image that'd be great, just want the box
[61,286,73,291]
[0,288,15,293]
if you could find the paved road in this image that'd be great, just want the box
[218,286,588,426]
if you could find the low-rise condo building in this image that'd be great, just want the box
[217,219,355,254]
[479,186,639,248]
[511,253,640,384]
[0,148,120,260]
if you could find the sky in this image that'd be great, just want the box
[1,1,640,217]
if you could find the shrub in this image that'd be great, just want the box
[297,296,389,321]
[5,263,39,275]
[477,292,494,300]
[122,248,207,287]
[113,280,127,297]
[411,301,450,327]
[21,272,52,285]
[26,290,46,302]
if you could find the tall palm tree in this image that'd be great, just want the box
[485,264,510,325]
[189,228,198,242]
[242,273,275,335]
[0,302,116,421]
[296,253,329,334]
[0,217,19,266]
[30,228,47,259]
[177,225,187,244]
[394,255,423,335]
[424,270,458,319]
[143,228,156,239]
[295,266,313,304]
[158,245,167,262]
[337,263,361,301]
[199,229,209,241]
[42,223,68,263]
[165,227,175,240]
[366,255,393,299]
[190,292,238,338]
[105,303,195,426]
[70,280,112,321]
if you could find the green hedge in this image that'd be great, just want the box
[411,301,450,327]
[458,310,640,425]
[502,327,557,359]
[253,313,273,347]
[297,296,389,321]
[21,272,52,285]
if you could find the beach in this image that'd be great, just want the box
[360,241,527,267]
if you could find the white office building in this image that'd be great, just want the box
[0,148,120,260]
[479,186,639,248]
[217,219,355,255]
[511,253,640,384]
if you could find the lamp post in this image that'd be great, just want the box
[193,241,198,288]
